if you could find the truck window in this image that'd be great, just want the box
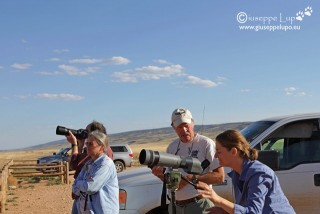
[259,120,320,170]
[241,121,275,143]
[111,146,128,152]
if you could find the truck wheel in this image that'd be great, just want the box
[114,160,125,173]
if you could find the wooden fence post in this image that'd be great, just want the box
[63,161,69,184]
[0,171,6,213]
[57,162,63,183]
[0,160,14,213]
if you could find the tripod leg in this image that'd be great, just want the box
[170,190,176,214]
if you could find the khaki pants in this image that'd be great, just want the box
[169,198,214,214]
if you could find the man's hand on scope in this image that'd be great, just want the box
[151,166,165,181]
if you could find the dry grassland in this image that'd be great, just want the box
[0,142,169,169]
[0,149,57,169]
[130,141,168,157]
[1,122,248,169]
[129,141,169,166]
[0,149,58,161]
[0,149,56,160]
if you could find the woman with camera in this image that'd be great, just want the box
[63,121,114,179]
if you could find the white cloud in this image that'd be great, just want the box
[136,64,184,80]
[38,71,63,76]
[85,67,100,73]
[16,94,32,99]
[112,63,223,88]
[285,86,296,92]
[21,39,27,43]
[69,58,102,64]
[154,59,171,64]
[113,72,137,83]
[69,56,130,65]
[241,89,250,92]
[48,58,61,62]
[285,87,307,96]
[285,87,296,95]
[185,75,219,88]
[217,76,227,81]
[105,56,130,65]
[58,64,100,76]
[35,93,84,101]
[53,49,70,54]
[112,64,184,82]
[297,92,306,96]
[0,65,3,69]
[11,63,32,70]
[58,65,79,75]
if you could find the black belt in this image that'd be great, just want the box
[176,196,201,206]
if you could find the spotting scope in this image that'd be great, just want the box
[139,149,205,175]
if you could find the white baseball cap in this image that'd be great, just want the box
[171,108,194,127]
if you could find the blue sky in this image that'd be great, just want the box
[1,0,319,150]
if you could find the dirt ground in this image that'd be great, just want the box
[5,179,74,214]
[4,167,139,214]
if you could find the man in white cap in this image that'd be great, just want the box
[152,107,225,214]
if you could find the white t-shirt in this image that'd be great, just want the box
[166,133,220,200]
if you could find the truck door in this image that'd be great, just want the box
[258,119,320,213]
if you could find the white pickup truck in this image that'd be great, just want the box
[118,113,320,214]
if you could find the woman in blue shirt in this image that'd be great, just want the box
[196,130,295,214]
[72,130,119,214]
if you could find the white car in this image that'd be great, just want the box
[111,143,134,173]
[118,113,320,214]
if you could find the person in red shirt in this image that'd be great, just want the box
[66,120,114,179]
[66,121,115,214]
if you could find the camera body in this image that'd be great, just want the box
[56,126,88,139]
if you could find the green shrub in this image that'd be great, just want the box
[28,177,41,183]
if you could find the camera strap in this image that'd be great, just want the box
[161,168,167,209]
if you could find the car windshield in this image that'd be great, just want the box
[56,148,69,155]
[240,120,275,143]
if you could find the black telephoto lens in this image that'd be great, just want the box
[56,126,69,136]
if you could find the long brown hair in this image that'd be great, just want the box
[216,130,258,160]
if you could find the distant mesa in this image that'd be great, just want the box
[2,122,250,151]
